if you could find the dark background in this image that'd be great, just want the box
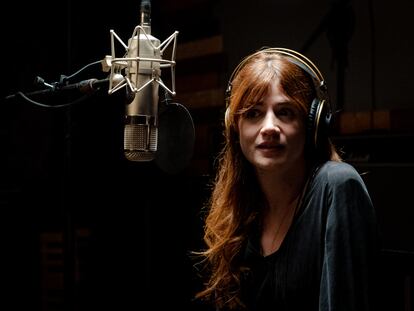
[1,0,413,310]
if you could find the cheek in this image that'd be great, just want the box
[238,122,255,154]
[238,118,257,135]
[289,123,307,148]
[238,121,256,140]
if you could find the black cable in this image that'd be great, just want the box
[15,91,96,109]
[63,59,103,82]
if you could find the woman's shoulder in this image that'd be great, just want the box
[314,161,364,187]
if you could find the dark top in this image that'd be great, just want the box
[240,161,379,311]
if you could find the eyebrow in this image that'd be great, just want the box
[276,101,293,106]
[251,100,293,108]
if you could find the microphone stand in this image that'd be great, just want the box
[4,77,109,106]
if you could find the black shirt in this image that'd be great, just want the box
[240,161,379,311]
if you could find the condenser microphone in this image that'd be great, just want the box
[102,0,179,163]
[124,0,160,161]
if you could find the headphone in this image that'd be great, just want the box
[225,47,332,152]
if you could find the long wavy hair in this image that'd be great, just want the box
[195,49,341,310]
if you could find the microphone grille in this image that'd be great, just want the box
[124,124,157,161]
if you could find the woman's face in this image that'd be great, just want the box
[237,80,306,174]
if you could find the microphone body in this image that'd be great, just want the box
[104,0,180,164]
[124,19,161,161]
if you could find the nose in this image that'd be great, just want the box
[260,110,280,136]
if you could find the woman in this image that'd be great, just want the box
[195,48,379,310]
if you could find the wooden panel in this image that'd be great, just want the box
[177,35,223,61]
[176,88,225,109]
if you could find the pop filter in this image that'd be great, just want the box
[155,98,195,174]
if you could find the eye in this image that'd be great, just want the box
[277,107,296,119]
[243,108,262,119]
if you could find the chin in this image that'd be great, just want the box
[253,158,284,171]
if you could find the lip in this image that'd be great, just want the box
[256,143,285,154]
[257,142,284,149]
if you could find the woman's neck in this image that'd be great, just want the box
[256,162,307,212]
[257,162,309,256]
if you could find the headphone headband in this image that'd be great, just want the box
[226,47,327,106]
[267,48,324,82]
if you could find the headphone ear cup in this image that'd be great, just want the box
[307,99,332,151]
[307,98,320,150]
